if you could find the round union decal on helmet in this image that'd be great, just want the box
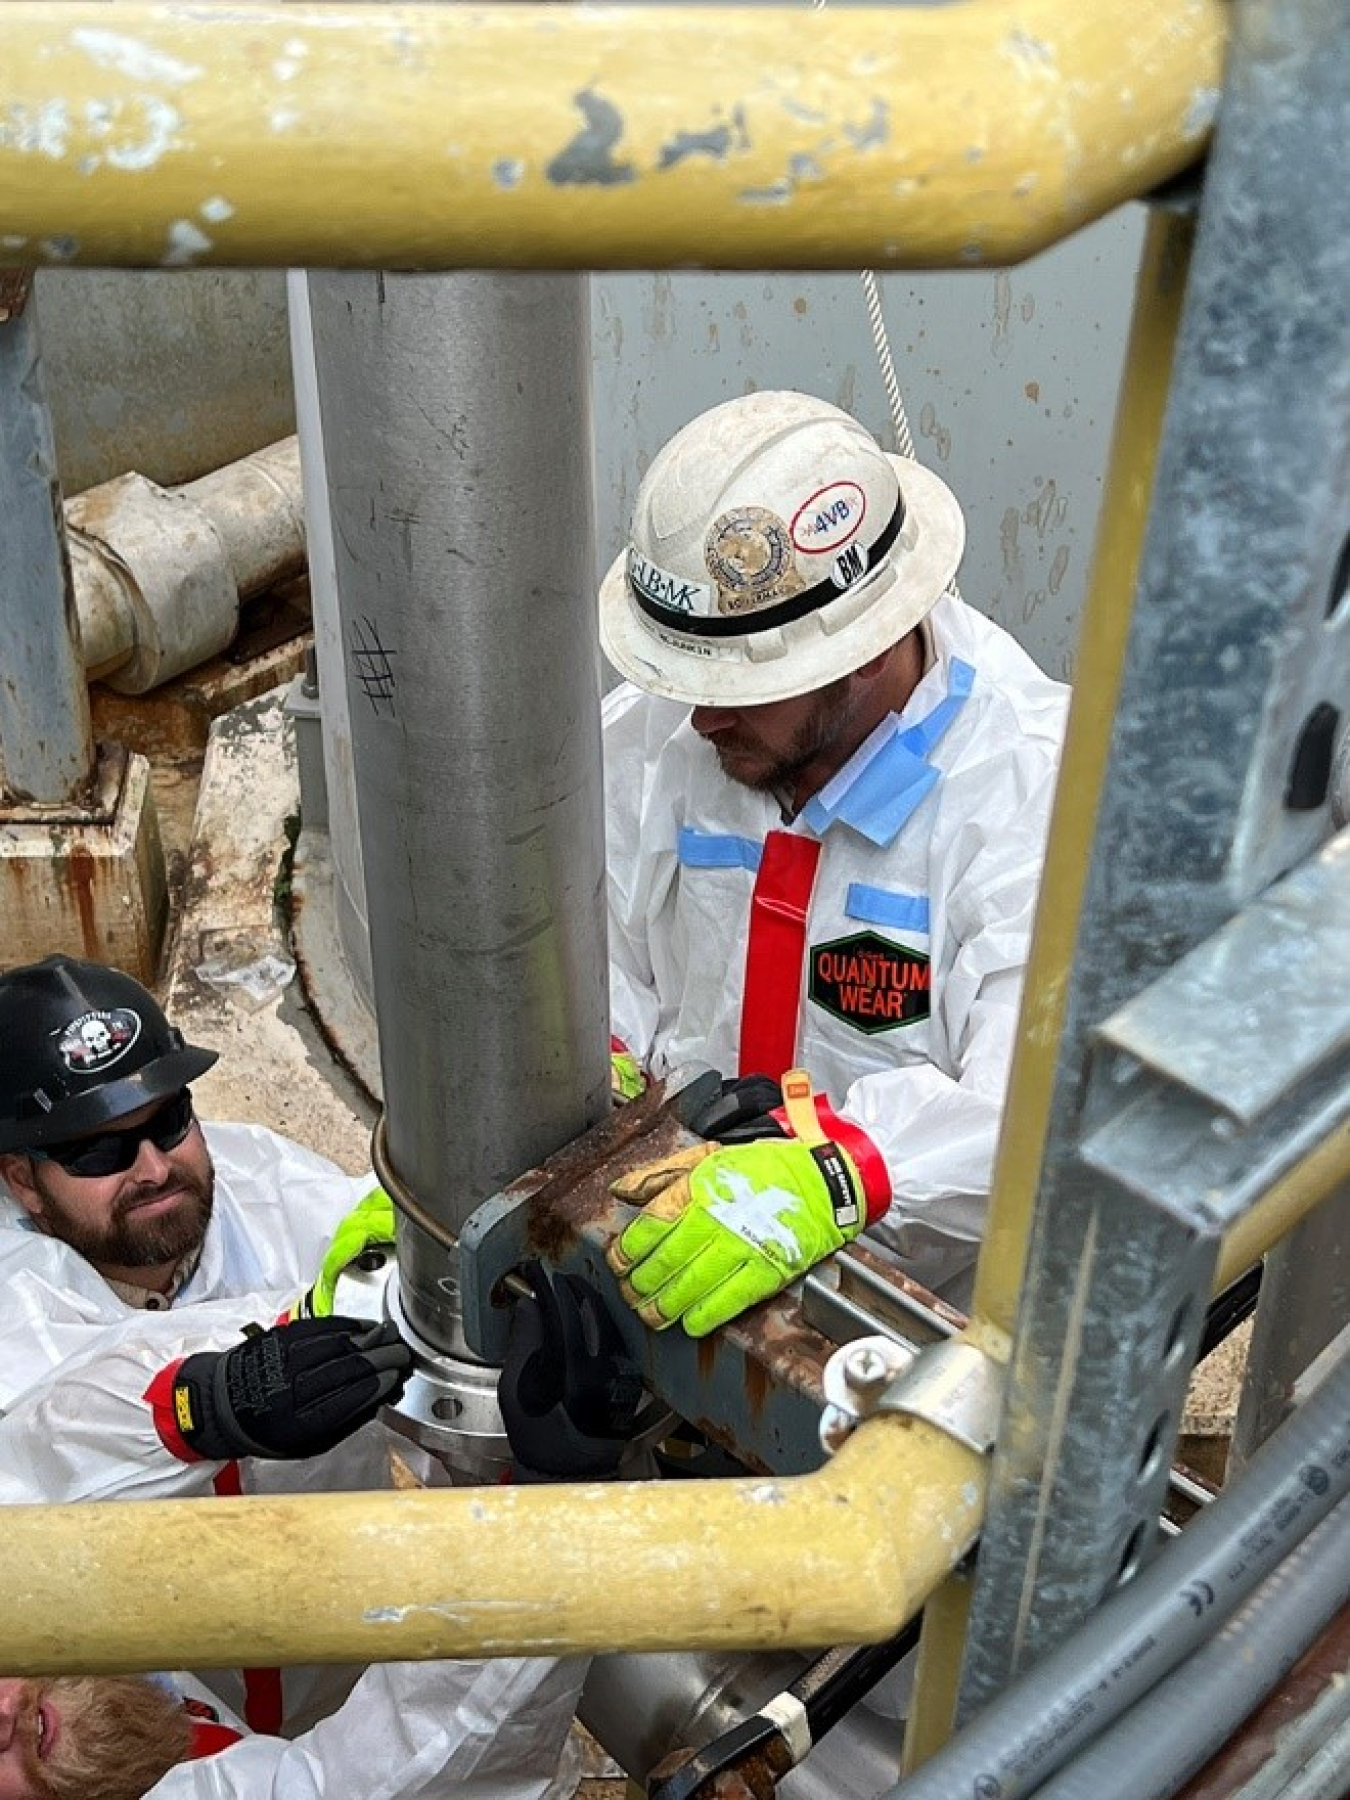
[704,506,803,614]
[790,480,867,555]
[55,1008,142,1073]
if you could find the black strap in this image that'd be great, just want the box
[630,495,906,640]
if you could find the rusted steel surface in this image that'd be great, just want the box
[1175,1604,1350,1799]
[461,1081,966,1474]
[512,1082,685,1266]
[0,269,32,321]
[843,1237,970,1335]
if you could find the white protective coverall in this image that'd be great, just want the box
[147,1656,590,1800]
[0,1121,397,1734]
[604,591,1069,1295]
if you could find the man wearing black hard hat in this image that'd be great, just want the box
[0,956,222,1288]
[0,954,412,1739]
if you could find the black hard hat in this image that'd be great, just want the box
[0,955,218,1154]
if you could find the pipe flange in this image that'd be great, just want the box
[382,1271,514,1478]
[819,1336,1003,1458]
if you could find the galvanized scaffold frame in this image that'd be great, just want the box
[0,1,1345,1788]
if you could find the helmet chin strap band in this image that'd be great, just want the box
[629,494,907,642]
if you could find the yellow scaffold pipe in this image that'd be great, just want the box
[0,1410,985,1674]
[903,205,1198,1767]
[0,1,1228,271]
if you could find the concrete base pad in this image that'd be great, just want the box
[0,742,167,982]
[164,685,373,1174]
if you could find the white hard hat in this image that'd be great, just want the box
[599,390,965,706]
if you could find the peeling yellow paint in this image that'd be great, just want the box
[0,0,1228,270]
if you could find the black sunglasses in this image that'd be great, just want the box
[30,1090,197,1179]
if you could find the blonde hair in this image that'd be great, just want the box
[31,1676,193,1800]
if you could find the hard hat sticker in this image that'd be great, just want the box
[809,932,930,1033]
[790,482,867,554]
[627,549,715,619]
[831,541,870,590]
[705,507,805,613]
[53,1007,142,1072]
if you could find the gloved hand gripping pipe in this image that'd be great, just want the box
[882,1347,1350,1800]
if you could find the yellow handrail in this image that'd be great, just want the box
[0,1,1226,270]
[2,1409,984,1673]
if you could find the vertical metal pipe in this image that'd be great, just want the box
[1228,1181,1350,1470]
[305,271,609,1354]
[0,279,95,802]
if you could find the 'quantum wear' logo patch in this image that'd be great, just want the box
[809,931,930,1034]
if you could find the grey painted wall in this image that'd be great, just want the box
[33,268,294,496]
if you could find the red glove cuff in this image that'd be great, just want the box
[144,1358,207,1464]
[186,1715,246,1759]
[814,1102,891,1225]
[771,1095,891,1226]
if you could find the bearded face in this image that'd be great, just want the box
[0,1675,191,1800]
[0,1105,216,1283]
[690,677,858,799]
[23,1155,215,1272]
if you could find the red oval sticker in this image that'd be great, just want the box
[791,482,867,554]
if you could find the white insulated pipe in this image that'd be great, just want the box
[64,436,306,693]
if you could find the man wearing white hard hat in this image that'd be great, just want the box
[599,390,1069,1332]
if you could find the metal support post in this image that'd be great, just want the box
[306,269,608,1369]
[0,274,95,804]
[952,0,1350,1720]
[901,194,1196,1769]
[1229,1179,1350,1470]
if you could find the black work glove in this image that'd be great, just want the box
[172,1316,413,1461]
[680,1074,787,1145]
[499,1261,646,1478]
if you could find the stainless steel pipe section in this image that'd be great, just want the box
[0,284,95,804]
[305,271,609,1354]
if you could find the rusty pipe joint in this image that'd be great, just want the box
[63,437,305,692]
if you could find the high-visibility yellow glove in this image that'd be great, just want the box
[610,1044,646,1103]
[606,1073,883,1336]
[294,1188,397,1320]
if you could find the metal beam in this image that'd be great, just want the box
[954,0,1350,1716]
[0,277,95,803]
[0,1,1226,271]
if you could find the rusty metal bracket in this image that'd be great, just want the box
[457,1078,968,1476]
[0,268,33,322]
